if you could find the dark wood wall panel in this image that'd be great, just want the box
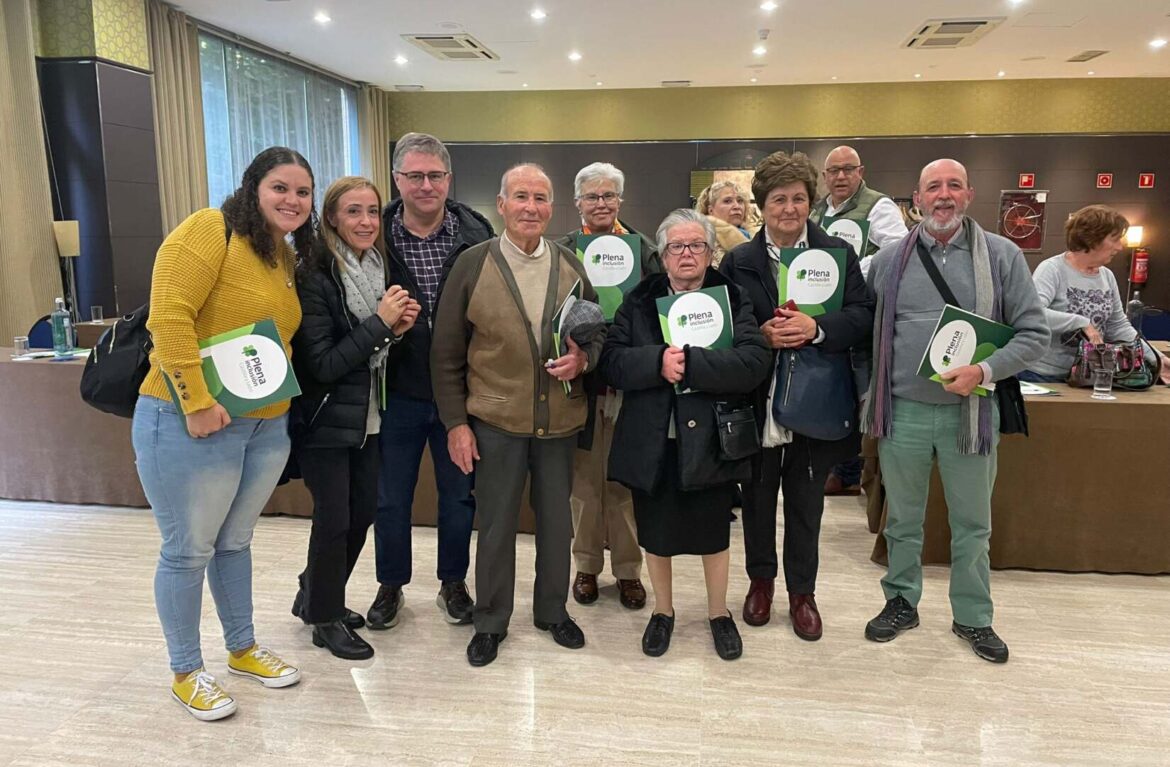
[446,136,1170,311]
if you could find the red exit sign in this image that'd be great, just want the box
[1139,173,1155,189]
[1018,173,1035,189]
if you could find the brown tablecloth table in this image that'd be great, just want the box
[0,349,540,531]
[74,319,118,349]
[871,383,1170,574]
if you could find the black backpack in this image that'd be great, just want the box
[79,303,153,418]
[79,218,233,418]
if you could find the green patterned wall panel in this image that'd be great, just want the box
[35,0,96,58]
[93,0,148,69]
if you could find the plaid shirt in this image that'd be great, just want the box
[390,207,460,314]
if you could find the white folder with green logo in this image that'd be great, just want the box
[916,305,1015,397]
[655,286,733,393]
[168,318,300,415]
[820,216,871,260]
[575,233,642,321]
[777,247,847,316]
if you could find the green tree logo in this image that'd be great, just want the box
[591,253,602,265]
[941,354,952,366]
[242,345,258,357]
[676,314,688,328]
[796,269,808,280]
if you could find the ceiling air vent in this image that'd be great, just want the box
[903,18,1004,49]
[403,34,500,62]
[661,80,692,88]
[1067,50,1108,63]
[394,84,425,92]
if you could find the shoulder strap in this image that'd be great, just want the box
[915,239,961,308]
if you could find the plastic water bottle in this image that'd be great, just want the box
[50,297,73,357]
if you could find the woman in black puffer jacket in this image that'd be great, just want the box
[290,176,420,661]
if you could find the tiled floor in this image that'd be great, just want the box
[0,497,1166,766]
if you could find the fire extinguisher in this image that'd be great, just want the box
[1130,247,1150,286]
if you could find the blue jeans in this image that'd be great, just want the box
[375,393,475,586]
[132,396,290,674]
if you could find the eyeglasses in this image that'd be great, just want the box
[395,170,451,186]
[824,165,861,177]
[577,192,621,205]
[665,241,711,256]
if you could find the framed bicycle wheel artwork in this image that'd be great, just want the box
[998,190,1047,252]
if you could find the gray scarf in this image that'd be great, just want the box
[337,243,389,423]
[860,217,1001,455]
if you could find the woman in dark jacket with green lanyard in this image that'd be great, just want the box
[719,151,874,641]
[290,176,420,660]
[600,209,771,660]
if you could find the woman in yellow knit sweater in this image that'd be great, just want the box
[131,147,315,721]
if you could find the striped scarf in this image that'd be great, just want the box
[860,218,1001,456]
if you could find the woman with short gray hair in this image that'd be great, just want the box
[555,162,664,612]
[600,209,771,660]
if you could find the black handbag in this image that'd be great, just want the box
[771,345,857,441]
[79,303,153,418]
[714,401,760,461]
[915,241,1027,436]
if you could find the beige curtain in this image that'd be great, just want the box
[147,0,208,234]
[358,84,395,202]
[0,0,64,341]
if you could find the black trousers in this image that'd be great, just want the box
[470,420,576,635]
[299,439,379,624]
[740,436,832,594]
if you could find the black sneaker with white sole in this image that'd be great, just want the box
[437,580,474,625]
[865,595,920,642]
[366,585,404,630]
[952,622,1009,663]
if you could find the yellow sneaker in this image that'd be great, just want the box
[226,645,301,688]
[171,669,237,721]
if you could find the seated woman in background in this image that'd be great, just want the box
[599,208,771,661]
[1022,205,1168,383]
[695,180,754,266]
[290,176,420,661]
[132,147,315,721]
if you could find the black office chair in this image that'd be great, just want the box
[27,315,53,349]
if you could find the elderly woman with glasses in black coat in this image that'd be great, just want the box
[600,208,771,661]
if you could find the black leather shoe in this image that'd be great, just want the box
[865,596,920,642]
[534,617,586,649]
[466,631,506,667]
[709,613,743,660]
[366,585,404,630]
[312,620,374,660]
[292,589,365,630]
[436,580,474,625]
[952,622,1009,663]
[641,612,674,657]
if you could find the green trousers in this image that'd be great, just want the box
[877,397,999,627]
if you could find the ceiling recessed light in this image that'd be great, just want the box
[914,73,922,79]
[750,77,758,83]
[1087,70,1095,75]
[997,70,1006,77]
[760,1,778,10]
[1008,0,1025,6]
[522,82,529,88]
[830,75,838,80]
[1150,38,1168,49]
[568,51,582,62]
[394,55,408,65]
[530,8,546,20]
[313,11,331,24]
[595,81,603,86]
[753,45,767,56]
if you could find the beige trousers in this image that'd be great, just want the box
[570,398,642,579]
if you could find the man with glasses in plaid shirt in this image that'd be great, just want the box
[368,133,494,631]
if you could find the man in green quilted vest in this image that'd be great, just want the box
[811,145,908,276]
[812,146,909,496]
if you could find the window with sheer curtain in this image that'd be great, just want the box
[198,32,359,207]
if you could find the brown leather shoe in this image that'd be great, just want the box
[617,579,646,610]
[789,593,823,641]
[742,577,774,626]
[824,473,861,496]
[572,572,599,605]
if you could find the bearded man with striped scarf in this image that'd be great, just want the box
[860,159,1048,664]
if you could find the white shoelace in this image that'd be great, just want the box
[248,646,285,672]
[187,672,227,706]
